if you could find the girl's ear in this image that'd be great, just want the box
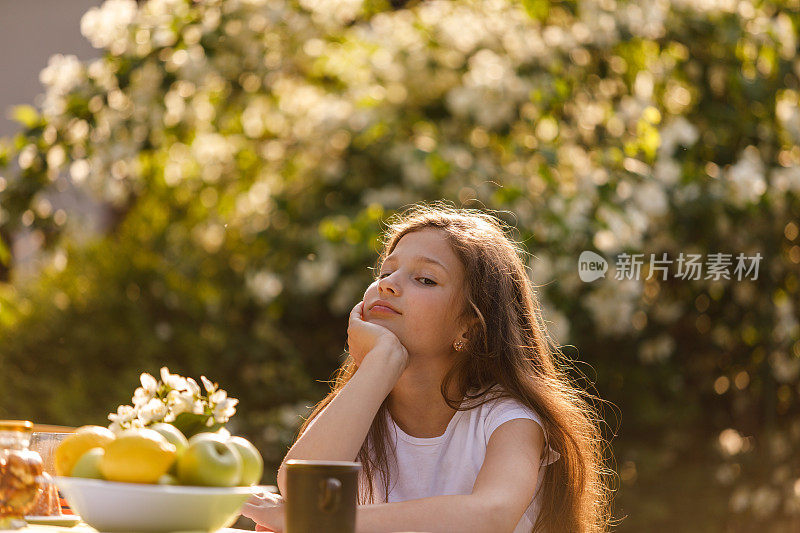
[457,316,480,343]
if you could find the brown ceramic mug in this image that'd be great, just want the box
[284,460,361,533]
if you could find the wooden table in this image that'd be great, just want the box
[22,527,253,533]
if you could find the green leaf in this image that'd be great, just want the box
[521,0,549,21]
[0,234,9,266]
[171,412,223,438]
[0,139,10,166]
[11,105,40,129]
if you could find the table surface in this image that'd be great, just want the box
[22,527,252,533]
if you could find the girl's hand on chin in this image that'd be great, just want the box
[348,301,408,369]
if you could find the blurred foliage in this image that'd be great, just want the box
[1,0,799,530]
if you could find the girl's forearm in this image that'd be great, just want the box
[355,494,503,533]
[276,342,404,494]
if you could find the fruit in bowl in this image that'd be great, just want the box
[70,448,104,480]
[150,423,189,455]
[177,432,241,487]
[100,429,177,484]
[53,424,268,532]
[54,426,115,477]
[57,425,263,488]
[229,435,265,486]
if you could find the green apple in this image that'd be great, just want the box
[150,423,189,455]
[227,436,263,486]
[176,433,242,487]
[71,447,105,479]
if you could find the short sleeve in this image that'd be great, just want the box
[484,397,561,467]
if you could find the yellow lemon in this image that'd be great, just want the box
[99,428,177,484]
[55,425,116,476]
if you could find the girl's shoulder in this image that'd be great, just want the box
[463,383,531,410]
[462,384,541,424]
[463,384,561,466]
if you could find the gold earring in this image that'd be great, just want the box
[454,340,465,352]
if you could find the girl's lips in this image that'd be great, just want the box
[370,305,400,315]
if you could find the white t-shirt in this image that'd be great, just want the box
[360,386,561,533]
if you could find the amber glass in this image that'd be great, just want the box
[0,421,43,527]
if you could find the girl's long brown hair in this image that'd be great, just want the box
[295,202,618,532]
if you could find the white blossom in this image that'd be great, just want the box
[595,205,646,251]
[465,49,513,91]
[638,334,676,364]
[160,366,189,391]
[185,377,201,396]
[633,181,669,217]
[654,158,681,186]
[201,376,217,394]
[772,297,799,344]
[776,90,800,143]
[210,389,228,404]
[299,0,363,27]
[770,166,800,194]
[213,398,239,422]
[619,0,668,39]
[246,270,284,304]
[770,351,800,383]
[424,3,486,54]
[139,398,168,424]
[582,278,642,336]
[140,372,158,394]
[191,133,234,166]
[531,253,557,290]
[132,386,154,407]
[80,0,138,51]
[297,255,339,294]
[108,366,238,433]
[38,54,85,118]
[726,146,766,207]
[278,404,303,427]
[671,0,741,15]
[167,389,196,416]
[39,55,84,96]
[107,404,137,427]
[539,297,571,346]
[658,117,699,157]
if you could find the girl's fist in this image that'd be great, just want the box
[347,301,407,369]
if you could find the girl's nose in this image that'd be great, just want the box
[377,274,399,295]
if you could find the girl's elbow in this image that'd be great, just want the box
[276,464,287,495]
[479,500,520,533]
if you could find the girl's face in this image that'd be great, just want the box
[362,228,469,359]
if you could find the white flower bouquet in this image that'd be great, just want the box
[108,367,239,437]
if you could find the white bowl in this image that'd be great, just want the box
[54,477,268,532]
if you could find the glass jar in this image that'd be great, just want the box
[0,420,43,529]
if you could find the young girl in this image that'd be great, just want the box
[242,204,615,532]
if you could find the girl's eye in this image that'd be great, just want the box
[376,273,436,286]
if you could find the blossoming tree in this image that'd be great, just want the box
[0,0,798,529]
